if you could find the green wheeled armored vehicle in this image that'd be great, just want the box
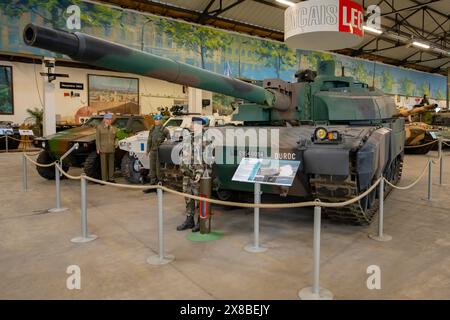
[32,114,148,179]
[24,24,405,225]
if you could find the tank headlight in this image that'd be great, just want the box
[315,127,328,140]
[42,141,46,148]
[313,127,342,144]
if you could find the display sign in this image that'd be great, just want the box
[0,128,13,135]
[60,82,84,90]
[284,0,364,50]
[232,158,300,187]
[19,129,34,136]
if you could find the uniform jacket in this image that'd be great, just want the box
[96,124,118,153]
[147,124,170,152]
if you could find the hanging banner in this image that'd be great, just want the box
[285,0,364,50]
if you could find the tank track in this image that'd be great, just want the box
[310,158,403,225]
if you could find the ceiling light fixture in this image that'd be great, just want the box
[363,25,383,35]
[276,0,296,7]
[412,41,430,49]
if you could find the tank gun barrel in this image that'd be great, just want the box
[23,24,275,107]
[396,104,438,117]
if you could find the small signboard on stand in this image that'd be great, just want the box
[232,158,300,187]
[0,128,13,135]
[19,129,34,136]
[232,157,301,254]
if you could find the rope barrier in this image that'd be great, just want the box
[404,140,437,148]
[384,159,431,190]
[22,149,437,209]
[24,153,56,167]
[55,163,81,180]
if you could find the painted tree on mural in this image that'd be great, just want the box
[3,0,124,31]
[436,87,445,100]
[302,51,334,70]
[154,18,232,70]
[352,62,371,85]
[421,81,430,97]
[254,42,297,78]
[380,69,394,93]
[401,77,416,97]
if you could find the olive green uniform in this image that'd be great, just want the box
[147,124,170,184]
[96,124,118,181]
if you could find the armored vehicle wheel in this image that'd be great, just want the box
[215,189,237,202]
[84,151,102,180]
[121,153,142,184]
[36,150,69,180]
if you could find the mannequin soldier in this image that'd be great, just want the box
[177,117,209,232]
[96,113,117,182]
[143,114,170,193]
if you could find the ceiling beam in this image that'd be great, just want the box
[380,0,441,17]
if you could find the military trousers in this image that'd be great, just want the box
[149,150,161,184]
[100,152,115,181]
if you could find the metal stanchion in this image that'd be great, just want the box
[71,174,97,243]
[5,135,8,153]
[428,160,433,201]
[299,204,333,300]
[244,182,267,253]
[48,161,68,213]
[438,137,443,185]
[22,153,28,192]
[147,187,174,265]
[369,178,392,242]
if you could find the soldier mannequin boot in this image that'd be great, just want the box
[177,215,195,231]
[192,216,200,233]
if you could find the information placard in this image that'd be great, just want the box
[232,158,300,187]
[19,129,34,136]
[0,128,13,135]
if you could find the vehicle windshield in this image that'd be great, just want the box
[164,119,183,127]
[83,117,129,129]
[113,118,129,129]
[83,117,103,127]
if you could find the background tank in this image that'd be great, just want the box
[396,104,438,155]
[23,24,405,225]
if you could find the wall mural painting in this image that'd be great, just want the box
[81,75,138,121]
[0,66,14,115]
[0,0,447,118]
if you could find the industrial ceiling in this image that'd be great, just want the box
[99,0,449,75]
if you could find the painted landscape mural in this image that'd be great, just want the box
[0,0,446,110]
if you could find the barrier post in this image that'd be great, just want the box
[299,204,333,300]
[244,182,267,253]
[48,161,68,213]
[428,160,433,201]
[369,178,392,242]
[5,135,8,153]
[147,187,174,265]
[438,137,443,185]
[71,174,97,243]
[22,153,27,192]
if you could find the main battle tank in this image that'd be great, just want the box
[23,24,405,225]
[396,104,438,154]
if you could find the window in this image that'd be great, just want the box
[130,119,147,132]
[113,118,129,129]
[164,119,183,127]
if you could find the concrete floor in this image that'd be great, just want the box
[0,151,449,300]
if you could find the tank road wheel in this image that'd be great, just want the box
[121,153,142,184]
[36,150,69,180]
[84,151,101,180]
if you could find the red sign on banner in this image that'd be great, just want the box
[339,0,364,37]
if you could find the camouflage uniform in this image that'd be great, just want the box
[177,129,209,231]
[147,124,170,184]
